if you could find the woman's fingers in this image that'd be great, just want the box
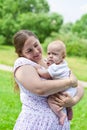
[48,96,64,107]
[48,92,73,107]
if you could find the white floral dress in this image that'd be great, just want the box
[13,57,70,130]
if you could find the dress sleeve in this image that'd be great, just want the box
[13,57,37,73]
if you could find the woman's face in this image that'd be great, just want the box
[22,36,42,63]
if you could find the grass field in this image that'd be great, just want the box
[0,45,87,129]
[0,45,17,66]
[0,45,87,81]
[71,88,87,130]
[0,70,21,130]
[0,70,87,130]
[66,57,87,81]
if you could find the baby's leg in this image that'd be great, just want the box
[48,99,66,125]
[58,110,66,125]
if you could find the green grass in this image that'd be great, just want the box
[0,45,17,66]
[66,57,87,81]
[71,88,87,130]
[0,45,87,81]
[0,70,21,130]
[0,69,87,130]
[0,45,87,129]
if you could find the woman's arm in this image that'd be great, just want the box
[63,82,84,107]
[15,65,77,96]
[70,81,84,106]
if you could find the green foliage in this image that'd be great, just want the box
[0,0,49,45]
[0,35,6,45]
[66,40,87,58]
[17,12,63,42]
[1,0,49,16]
[0,13,18,45]
[72,14,87,39]
[59,22,73,33]
[0,0,63,45]
[42,32,60,53]
[0,0,87,59]
[43,30,87,58]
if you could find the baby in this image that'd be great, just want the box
[37,40,77,125]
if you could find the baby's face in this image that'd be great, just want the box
[47,43,64,65]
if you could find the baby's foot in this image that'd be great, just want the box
[59,113,66,125]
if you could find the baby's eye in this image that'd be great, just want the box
[53,53,57,55]
[47,52,50,55]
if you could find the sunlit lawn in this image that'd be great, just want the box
[0,45,87,81]
[66,57,87,81]
[0,45,87,130]
[0,70,87,130]
[0,70,21,130]
[0,45,17,66]
[71,88,87,130]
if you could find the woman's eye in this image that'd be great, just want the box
[27,49,32,53]
[35,44,38,47]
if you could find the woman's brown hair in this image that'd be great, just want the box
[13,30,38,57]
[13,30,38,90]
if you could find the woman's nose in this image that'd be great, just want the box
[34,48,39,53]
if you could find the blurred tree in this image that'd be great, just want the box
[0,0,49,17]
[59,23,73,33]
[17,12,63,42]
[0,0,63,45]
[72,14,87,39]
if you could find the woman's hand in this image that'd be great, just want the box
[48,92,74,109]
[48,84,84,109]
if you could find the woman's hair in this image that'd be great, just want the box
[13,30,38,57]
[13,30,38,91]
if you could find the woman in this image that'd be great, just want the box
[13,30,84,130]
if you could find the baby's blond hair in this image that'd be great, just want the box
[48,40,66,58]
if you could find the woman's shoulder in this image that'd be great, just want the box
[14,57,37,71]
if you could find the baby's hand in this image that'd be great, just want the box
[37,68,43,76]
[34,65,43,76]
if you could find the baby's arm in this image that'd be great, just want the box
[37,68,51,79]
[34,64,51,79]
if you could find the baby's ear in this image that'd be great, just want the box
[62,52,66,58]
